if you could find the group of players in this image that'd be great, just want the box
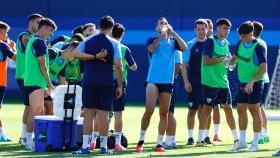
[0,13,279,156]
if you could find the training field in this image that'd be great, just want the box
[0,102,279,158]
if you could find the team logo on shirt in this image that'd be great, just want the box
[195,49,199,53]
[207,98,212,103]
[188,102,193,108]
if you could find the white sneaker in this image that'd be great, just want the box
[248,144,259,152]
[25,143,34,151]
[228,141,247,152]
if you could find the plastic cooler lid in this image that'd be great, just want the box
[35,115,63,121]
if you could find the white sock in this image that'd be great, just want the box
[139,130,146,141]
[21,124,27,138]
[115,132,122,145]
[188,129,194,138]
[262,127,268,137]
[231,129,239,141]
[253,132,261,145]
[26,132,33,145]
[165,135,173,145]
[204,130,210,138]
[82,135,91,149]
[214,124,220,135]
[100,136,108,149]
[0,127,4,136]
[172,136,176,143]
[91,132,99,144]
[198,130,204,142]
[239,130,246,144]
[157,134,164,146]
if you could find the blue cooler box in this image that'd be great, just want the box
[34,115,77,152]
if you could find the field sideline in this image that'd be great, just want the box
[0,102,279,158]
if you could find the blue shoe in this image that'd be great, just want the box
[72,148,90,155]
[273,150,280,157]
[100,147,113,154]
[0,135,12,142]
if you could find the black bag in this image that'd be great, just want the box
[96,130,128,149]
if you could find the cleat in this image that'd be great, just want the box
[72,148,90,155]
[273,150,280,157]
[19,137,26,145]
[248,144,259,152]
[228,140,247,152]
[162,142,175,150]
[115,144,126,151]
[213,135,222,142]
[0,135,12,142]
[195,141,207,147]
[135,140,144,152]
[204,137,214,145]
[186,137,194,145]
[100,147,113,154]
[264,136,270,143]
[154,145,166,152]
[89,143,95,150]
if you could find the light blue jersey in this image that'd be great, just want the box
[146,37,179,83]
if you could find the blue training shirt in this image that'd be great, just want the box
[146,37,180,84]
[77,33,121,85]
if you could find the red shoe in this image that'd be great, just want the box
[154,145,167,152]
[135,141,144,152]
[213,135,222,142]
[89,143,95,150]
[115,144,126,151]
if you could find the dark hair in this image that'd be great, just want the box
[194,19,208,29]
[112,23,125,38]
[72,25,83,34]
[0,21,10,31]
[71,33,84,42]
[216,18,232,27]
[82,23,96,32]
[38,18,57,30]
[237,21,254,35]
[253,21,263,38]
[69,41,80,48]
[28,13,43,22]
[99,16,114,30]
[205,19,213,25]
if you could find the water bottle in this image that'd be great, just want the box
[224,55,230,68]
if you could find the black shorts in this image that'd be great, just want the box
[0,86,6,106]
[82,84,114,111]
[202,85,232,106]
[17,79,29,106]
[261,82,270,105]
[113,81,126,112]
[24,86,42,105]
[236,81,264,105]
[169,78,178,113]
[44,95,53,101]
[187,82,203,110]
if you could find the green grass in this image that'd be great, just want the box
[0,103,280,157]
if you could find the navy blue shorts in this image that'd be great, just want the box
[187,82,203,110]
[24,86,42,106]
[169,78,178,113]
[17,79,29,106]
[155,83,173,94]
[113,81,126,112]
[0,86,6,106]
[236,81,264,104]
[261,82,270,105]
[202,85,232,106]
[82,84,114,111]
